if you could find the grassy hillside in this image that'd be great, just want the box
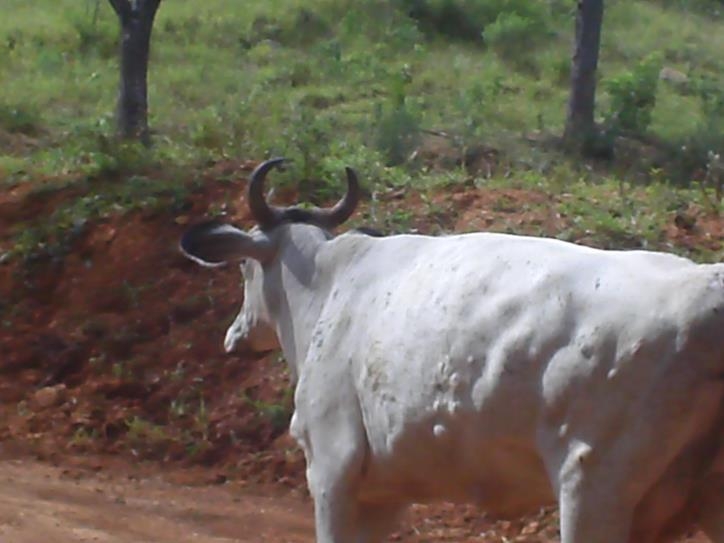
[0,0,722,261]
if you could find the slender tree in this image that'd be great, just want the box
[108,0,162,145]
[564,0,604,150]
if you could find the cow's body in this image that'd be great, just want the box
[281,226,724,541]
[181,159,724,543]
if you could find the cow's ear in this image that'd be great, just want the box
[180,221,275,267]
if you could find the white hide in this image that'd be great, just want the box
[203,224,724,543]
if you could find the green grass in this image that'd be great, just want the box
[0,0,722,261]
[1,0,720,170]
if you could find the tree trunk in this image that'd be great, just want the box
[564,0,604,148]
[108,0,161,146]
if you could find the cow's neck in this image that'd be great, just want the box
[271,224,333,382]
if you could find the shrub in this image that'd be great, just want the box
[375,102,421,166]
[691,73,724,123]
[673,74,724,182]
[484,11,550,64]
[70,13,117,58]
[247,8,331,48]
[652,0,724,16]
[0,102,42,135]
[604,53,663,134]
[398,0,554,46]
[400,0,486,43]
[287,104,334,185]
[374,70,422,166]
[540,51,571,87]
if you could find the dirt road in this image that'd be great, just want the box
[0,458,314,543]
[0,457,710,543]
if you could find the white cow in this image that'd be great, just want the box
[181,158,724,543]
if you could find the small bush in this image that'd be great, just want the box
[653,0,724,16]
[374,70,422,166]
[672,73,724,181]
[161,16,203,44]
[400,0,485,43]
[190,107,227,152]
[0,103,42,135]
[67,1,117,58]
[247,8,331,48]
[70,14,116,58]
[289,107,332,185]
[691,73,724,122]
[484,12,550,65]
[604,53,663,134]
[66,119,157,178]
[399,0,554,45]
[375,103,421,167]
[543,52,571,87]
[452,78,508,146]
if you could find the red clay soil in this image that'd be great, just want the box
[0,161,719,542]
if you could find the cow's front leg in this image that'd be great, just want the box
[307,448,364,543]
[558,482,633,543]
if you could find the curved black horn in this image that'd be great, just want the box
[247,157,286,229]
[310,167,361,229]
[247,158,360,230]
[280,167,360,229]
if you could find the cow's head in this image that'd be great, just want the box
[179,157,360,353]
